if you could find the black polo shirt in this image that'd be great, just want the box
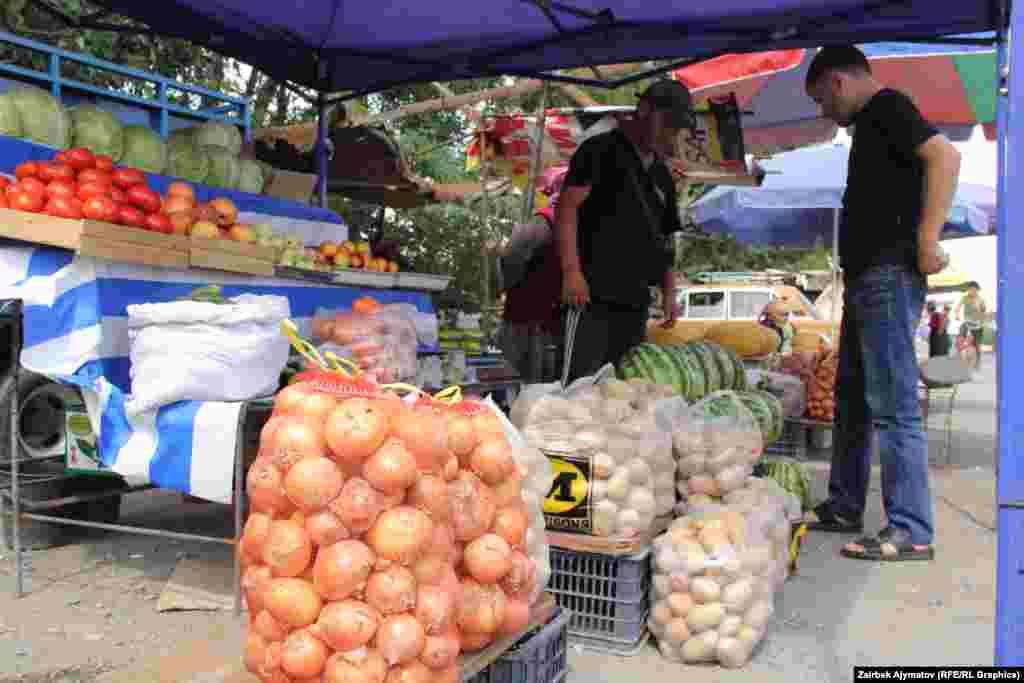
[563,129,683,309]
[840,89,938,280]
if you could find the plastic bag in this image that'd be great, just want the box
[125,294,290,415]
[649,477,796,668]
[311,304,418,383]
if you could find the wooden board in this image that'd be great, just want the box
[546,515,671,556]
[190,247,276,276]
[82,221,189,251]
[189,235,280,262]
[0,208,82,249]
[459,592,557,681]
[80,235,189,269]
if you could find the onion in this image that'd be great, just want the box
[444,412,479,458]
[324,648,387,683]
[367,506,434,566]
[439,569,464,608]
[500,551,537,600]
[375,614,426,666]
[459,631,494,652]
[244,633,267,674]
[385,660,434,683]
[412,555,447,586]
[271,418,329,472]
[500,598,531,635]
[363,439,419,495]
[313,539,376,600]
[282,628,330,679]
[332,478,384,534]
[325,398,391,464]
[491,504,528,548]
[263,578,323,628]
[305,508,350,546]
[464,534,512,584]
[246,458,292,516]
[240,513,272,565]
[489,466,524,509]
[274,384,314,416]
[262,520,314,577]
[434,667,460,683]
[441,453,460,482]
[365,566,418,615]
[420,626,460,670]
[285,456,345,512]
[469,438,516,486]
[260,641,288,682]
[242,565,273,614]
[429,524,457,562]
[457,579,507,635]
[317,600,381,651]
[407,475,449,522]
[448,472,496,542]
[414,585,454,635]
[254,609,289,642]
[393,406,449,473]
[472,411,506,440]
[259,415,288,453]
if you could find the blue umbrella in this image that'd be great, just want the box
[690,143,993,248]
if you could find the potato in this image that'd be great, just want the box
[686,603,726,633]
[590,479,609,501]
[668,526,696,544]
[626,488,656,519]
[722,578,754,614]
[626,459,653,486]
[688,475,719,497]
[651,601,674,629]
[715,464,750,494]
[718,615,743,638]
[658,638,682,661]
[592,453,615,479]
[687,493,715,508]
[573,428,606,450]
[736,625,763,651]
[656,494,676,515]
[617,508,643,536]
[676,455,706,478]
[689,577,722,604]
[600,378,637,402]
[669,572,689,593]
[602,398,634,423]
[653,574,673,598]
[666,619,692,647]
[681,630,719,663]
[605,469,631,501]
[699,528,732,556]
[744,600,774,630]
[667,592,694,618]
[679,541,708,574]
[705,447,741,474]
[592,500,619,536]
[741,544,773,575]
[716,636,751,668]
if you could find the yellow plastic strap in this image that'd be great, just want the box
[789,522,808,568]
[323,351,359,377]
[432,386,463,405]
[280,320,327,371]
[381,383,425,397]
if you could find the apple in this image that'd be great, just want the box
[191,221,220,239]
[168,212,194,235]
[209,197,238,227]
[333,252,352,268]
[350,254,364,269]
[341,240,356,253]
[355,241,371,255]
[387,261,399,273]
[320,241,339,258]
[229,224,256,242]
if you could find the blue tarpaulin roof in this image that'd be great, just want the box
[87,1,999,94]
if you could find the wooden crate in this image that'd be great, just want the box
[189,235,279,276]
[79,221,189,269]
[0,208,82,249]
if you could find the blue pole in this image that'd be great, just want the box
[316,95,329,209]
[996,13,1024,665]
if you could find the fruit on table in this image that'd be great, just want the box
[806,350,837,422]
[209,197,238,227]
[320,241,339,258]
[703,321,782,358]
[228,224,256,243]
[191,221,220,239]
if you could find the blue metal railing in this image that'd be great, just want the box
[0,30,251,142]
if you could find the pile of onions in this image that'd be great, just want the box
[242,382,547,682]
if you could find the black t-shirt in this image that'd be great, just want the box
[840,89,938,279]
[563,129,683,309]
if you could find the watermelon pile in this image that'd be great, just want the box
[617,341,747,403]
[690,389,786,448]
[754,457,812,511]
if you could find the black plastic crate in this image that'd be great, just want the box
[466,607,570,683]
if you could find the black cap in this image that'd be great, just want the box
[638,79,697,129]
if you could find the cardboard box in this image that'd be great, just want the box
[263,170,318,203]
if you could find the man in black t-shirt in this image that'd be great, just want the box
[556,80,694,381]
[802,46,960,562]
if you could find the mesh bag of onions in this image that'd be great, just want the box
[648,477,800,668]
[513,372,677,539]
[241,372,551,683]
[309,305,419,384]
[670,392,763,512]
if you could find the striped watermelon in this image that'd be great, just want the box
[685,342,722,395]
[702,340,736,392]
[737,392,775,446]
[723,347,748,390]
[751,389,785,444]
[618,344,682,394]
[667,345,705,402]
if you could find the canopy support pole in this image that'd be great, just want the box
[315,94,330,209]
[522,83,551,223]
[832,208,840,342]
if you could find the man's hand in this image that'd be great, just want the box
[562,270,590,307]
[918,240,948,275]
[668,158,691,183]
[660,300,679,329]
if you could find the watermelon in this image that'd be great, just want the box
[685,342,722,395]
[752,389,785,444]
[667,346,705,402]
[738,392,775,446]
[725,347,748,390]
[702,341,736,392]
[618,344,681,393]
[694,390,749,421]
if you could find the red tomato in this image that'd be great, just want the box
[94,155,114,173]
[81,196,117,223]
[77,181,111,202]
[144,212,173,234]
[115,204,145,228]
[8,190,45,213]
[15,162,38,180]
[16,177,46,197]
[54,151,69,164]
[0,193,7,210]
[0,177,11,193]
[125,184,162,214]
[109,186,126,204]
[66,148,96,171]
[45,180,78,200]
[77,169,112,187]
[39,162,75,184]
[112,168,146,190]
[45,196,83,220]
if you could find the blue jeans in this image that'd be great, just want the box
[829,265,934,545]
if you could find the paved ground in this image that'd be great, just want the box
[0,360,1001,681]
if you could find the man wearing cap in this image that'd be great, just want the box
[556,79,695,381]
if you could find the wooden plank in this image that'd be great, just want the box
[80,236,189,269]
[189,235,280,262]
[81,221,189,251]
[190,247,275,276]
[545,515,670,556]
[458,592,556,681]
[0,208,82,249]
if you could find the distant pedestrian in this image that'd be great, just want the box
[928,302,949,357]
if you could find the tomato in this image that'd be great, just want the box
[81,196,117,223]
[112,167,146,189]
[66,148,96,171]
[0,193,7,210]
[115,204,145,228]
[77,169,112,187]
[109,186,126,204]
[8,190,45,213]
[45,180,78,200]
[16,177,46,197]
[54,151,69,164]
[15,162,38,180]
[94,155,114,173]
[144,212,173,234]
[38,162,75,184]
[125,184,162,214]
[45,196,83,220]
[0,177,11,193]
[77,181,112,202]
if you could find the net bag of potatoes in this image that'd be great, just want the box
[647,477,800,668]
[670,391,763,512]
[240,322,550,683]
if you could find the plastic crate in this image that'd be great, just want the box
[547,547,651,644]
[568,628,651,657]
[466,608,570,683]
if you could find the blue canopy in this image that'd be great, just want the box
[87,1,998,94]
[690,143,994,246]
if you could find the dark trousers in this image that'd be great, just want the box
[564,302,648,383]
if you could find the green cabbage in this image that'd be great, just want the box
[121,125,167,174]
[70,104,124,161]
[0,93,22,139]
[201,145,240,188]
[8,85,71,149]
[237,159,265,194]
[166,141,210,184]
[193,121,242,155]
[167,126,195,148]
[257,160,275,186]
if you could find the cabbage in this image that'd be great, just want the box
[237,159,265,194]
[8,85,71,149]
[121,125,167,174]
[70,104,124,161]
[257,160,275,186]
[202,145,240,188]
[193,121,242,155]
[167,126,195,148]
[0,93,21,138]
[167,141,210,184]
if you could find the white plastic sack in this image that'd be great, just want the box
[125,294,290,415]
